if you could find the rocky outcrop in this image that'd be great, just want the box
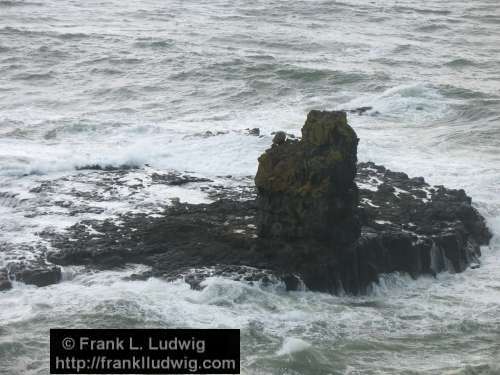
[12,264,62,287]
[44,160,491,294]
[255,110,360,244]
[355,162,491,281]
[0,261,62,290]
[0,269,11,291]
[36,111,492,295]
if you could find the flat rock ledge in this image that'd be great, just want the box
[41,161,490,294]
[43,110,491,295]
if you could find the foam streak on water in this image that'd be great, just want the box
[1,0,500,374]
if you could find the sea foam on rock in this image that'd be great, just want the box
[41,111,492,295]
[0,255,62,290]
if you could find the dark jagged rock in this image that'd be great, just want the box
[41,111,492,295]
[13,265,62,287]
[186,130,229,139]
[45,160,491,294]
[246,128,260,136]
[151,172,212,186]
[44,159,491,295]
[272,131,287,145]
[341,106,376,116]
[355,161,491,282]
[0,261,62,289]
[76,164,140,171]
[271,131,296,139]
[255,110,360,243]
[0,269,11,291]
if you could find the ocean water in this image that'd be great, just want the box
[1,0,500,374]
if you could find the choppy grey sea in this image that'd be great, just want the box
[1,0,500,373]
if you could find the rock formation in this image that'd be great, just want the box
[255,110,360,244]
[5,110,492,295]
[355,162,491,279]
[252,111,491,293]
[0,269,11,291]
[0,259,62,291]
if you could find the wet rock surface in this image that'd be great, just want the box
[0,252,62,289]
[0,269,11,291]
[43,159,491,294]
[150,172,212,186]
[12,264,62,287]
[1,111,493,294]
[255,110,359,243]
[350,162,491,293]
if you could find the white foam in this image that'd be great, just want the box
[339,83,454,124]
[357,182,378,192]
[375,220,392,225]
[276,337,312,356]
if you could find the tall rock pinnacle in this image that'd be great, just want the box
[255,110,360,244]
